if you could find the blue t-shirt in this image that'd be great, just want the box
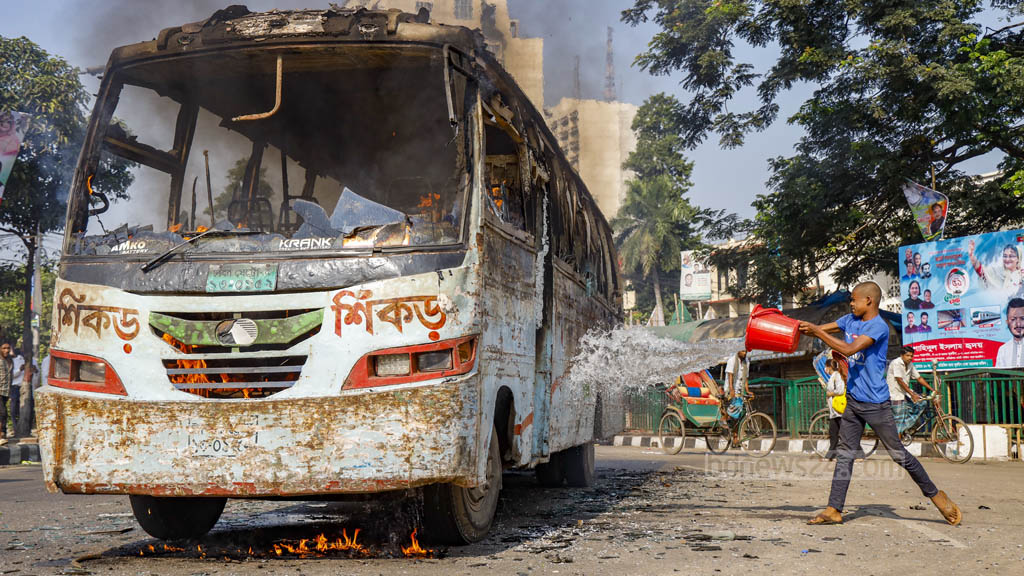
[835,313,890,403]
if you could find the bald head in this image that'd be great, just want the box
[853,281,882,305]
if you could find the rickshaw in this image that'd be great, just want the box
[658,370,777,457]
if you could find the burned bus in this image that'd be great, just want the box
[38,5,622,544]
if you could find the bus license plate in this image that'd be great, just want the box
[206,263,278,293]
[187,424,259,457]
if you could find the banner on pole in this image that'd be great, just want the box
[0,111,29,203]
[902,180,949,242]
[680,250,711,301]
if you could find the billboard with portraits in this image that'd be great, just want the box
[900,229,1024,370]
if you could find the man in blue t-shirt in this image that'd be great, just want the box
[798,281,961,526]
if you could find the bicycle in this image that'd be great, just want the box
[659,391,777,458]
[805,408,880,459]
[895,392,974,464]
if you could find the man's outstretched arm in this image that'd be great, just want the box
[799,321,875,358]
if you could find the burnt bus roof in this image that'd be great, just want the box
[102,4,614,238]
[108,5,480,68]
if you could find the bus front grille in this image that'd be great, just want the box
[163,356,306,399]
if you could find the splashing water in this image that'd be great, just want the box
[565,327,745,395]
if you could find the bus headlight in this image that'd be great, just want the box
[48,350,127,396]
[344,335,477,390]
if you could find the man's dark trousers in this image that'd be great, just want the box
[8,384,18,432]
[828,397,938,511]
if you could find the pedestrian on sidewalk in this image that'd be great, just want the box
[798,281,961,526]
[0,342,13,444]
[9,342,24,434]
[817,359,846,460]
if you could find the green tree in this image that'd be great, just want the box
[623,1,1024,299]
[624,93,696,188]
[0,260,57,358]
[208,156,274,223]
[613,175,701,325]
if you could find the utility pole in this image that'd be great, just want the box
[573,55,581,100]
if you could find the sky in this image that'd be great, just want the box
[0,0,1005,239]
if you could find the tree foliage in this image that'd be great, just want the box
[613,175,702,323]
[208,156,274,222]
[0,261,56,356]
[624,1,1024,300]
[615,91,707,324]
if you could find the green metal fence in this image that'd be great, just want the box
[623,370,1024,435]
[940,370,1024,425]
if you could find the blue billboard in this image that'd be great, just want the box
[899,229,1024,370]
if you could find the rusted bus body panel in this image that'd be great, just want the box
[477,219,540,465]
[547,262,616,452]
[36,375,479,496]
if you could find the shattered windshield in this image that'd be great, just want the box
[66,45,470,259]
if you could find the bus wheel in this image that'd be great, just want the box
[129,495,226,540]
[535,452,564,487]
[423,428,502,544]
[562,442,595,487]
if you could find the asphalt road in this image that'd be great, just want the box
[1,446,1022,575]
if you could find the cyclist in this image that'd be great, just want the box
[799,281,961,526]
[887,345,935,431]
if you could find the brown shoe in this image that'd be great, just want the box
[930,490,961,526]
[807,506,843,525]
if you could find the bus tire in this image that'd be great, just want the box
[422,427,502,544]
[129,495,226,540]
[562,442,595,487]
[535,452,564,487]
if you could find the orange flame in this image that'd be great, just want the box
[169,223,183,233]
[162,332,265,399]
[401,529,432,558]
[272,529,366,558]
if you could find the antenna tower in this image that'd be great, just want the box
[604,26,616,101]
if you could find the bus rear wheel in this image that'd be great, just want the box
[562,442,595,487]
[423,428,502,544]
[129,495,226,540]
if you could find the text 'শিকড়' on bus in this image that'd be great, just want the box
[37,5,623,545]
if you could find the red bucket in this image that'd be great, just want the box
[745,305,801,353]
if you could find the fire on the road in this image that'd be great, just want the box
[133,529,435,559]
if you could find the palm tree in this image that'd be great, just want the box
[612,175,700,326]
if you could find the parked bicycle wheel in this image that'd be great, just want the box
[739,412,777,457]
[807,414,878,459]
[658,410,686,455]
[932,414,974,464]
[859,436,879,459]
[900,431,914,446]
[807,413,832,458]
[705,425,731,454]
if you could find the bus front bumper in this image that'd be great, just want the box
[35,376,480,497]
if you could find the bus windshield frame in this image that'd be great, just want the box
[63,43,475,264]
